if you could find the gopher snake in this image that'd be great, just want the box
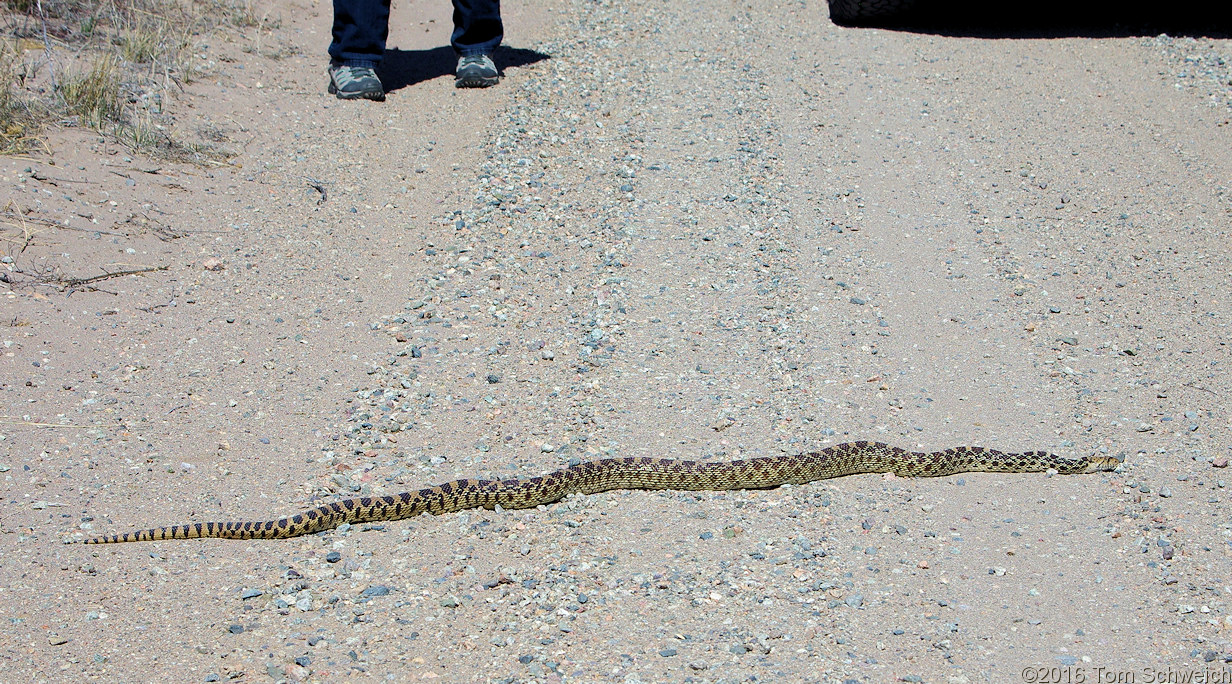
[76,441,1119,544]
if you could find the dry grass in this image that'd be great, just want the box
[59,52,120,126]
[0,0,272,160]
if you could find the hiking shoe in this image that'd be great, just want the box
[455,54,499,88]
[327,63,385,101]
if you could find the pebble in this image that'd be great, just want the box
[240,588,264,600]
[845,594,864,608]
[227,624,244,634]
[360,585,391,598]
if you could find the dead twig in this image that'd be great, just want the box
[1,208,126,238]
[1182,382,1218,396]
[304,176,328,204]
[137,300,175,313]
[34,0,59,92]
[0,417,88,428]
[59,265,168,289]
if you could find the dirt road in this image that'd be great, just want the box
[2,0,1230,681]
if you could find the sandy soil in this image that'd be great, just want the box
[2,0,1230,681]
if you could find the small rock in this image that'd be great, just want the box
[228,624,244,634]
[240,588,264,600]
[360,585,391,598]
[202,257,224,271]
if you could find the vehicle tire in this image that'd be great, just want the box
[827,0,919,25]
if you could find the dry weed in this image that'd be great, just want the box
[0,0,267,160]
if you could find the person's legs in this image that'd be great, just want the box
[451,0,503,56]
[328,0,390,99]
[329,0,392,67]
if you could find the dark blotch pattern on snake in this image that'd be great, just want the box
[75,441,1120,544]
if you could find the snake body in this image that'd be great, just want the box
[77,441,1119,544]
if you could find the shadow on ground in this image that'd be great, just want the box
[837,0,1232,38]
[378,45,551,92]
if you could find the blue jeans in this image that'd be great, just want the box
[330,0,503,67]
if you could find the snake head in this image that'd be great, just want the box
[1086,454,1124,473]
